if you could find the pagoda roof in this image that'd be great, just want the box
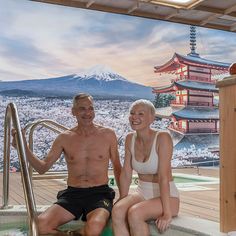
[172,107,219,120]
[153,80,218,93]
[155,53,230,74]
[175,80,218,92]
[171,131,219,151]
[152,83,176,93]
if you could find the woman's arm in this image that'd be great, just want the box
[119,133,133,198]
[156,132,173,231]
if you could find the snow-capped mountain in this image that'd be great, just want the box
[78,65,128,82]
[0,65,153,99]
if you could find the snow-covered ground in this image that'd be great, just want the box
[0,96,218,172]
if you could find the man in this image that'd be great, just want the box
[12,93,121,235]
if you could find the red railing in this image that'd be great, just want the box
[169,125,218,133]
[171,76,215,83]
[170,100,213,107]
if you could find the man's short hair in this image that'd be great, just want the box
[129,99,156,116]
[72,93,93,107]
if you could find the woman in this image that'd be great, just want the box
[112,99,179,236]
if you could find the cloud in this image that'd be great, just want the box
[0,68,32,81]
[197,28,236,62]
[0,0,235,85]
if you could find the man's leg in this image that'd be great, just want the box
[81,208,110,236]
[80,185,115,236]
[38,204,75,234]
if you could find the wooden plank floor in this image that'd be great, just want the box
[0,167,220,222]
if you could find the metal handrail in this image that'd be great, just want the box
[24,119,69,177]
[1,103,39,236]
[24,119,68,132]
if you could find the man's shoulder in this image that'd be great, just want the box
[95,125,116,140]
[56,129,75,139]
[96,125,115,133]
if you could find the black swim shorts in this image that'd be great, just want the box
[55,184,115,221]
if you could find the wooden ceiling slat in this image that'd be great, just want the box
[30,0,236,33]
[200,14,222,26]
[224,4,236,15]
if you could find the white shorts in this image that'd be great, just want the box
[136,180,179,200]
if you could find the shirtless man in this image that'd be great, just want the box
[12,93,121,235]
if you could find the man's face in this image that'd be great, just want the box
[72,97,95,126]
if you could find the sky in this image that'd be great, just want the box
[0,0,235,86]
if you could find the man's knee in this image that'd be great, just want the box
[38,215,51,234]
[85,217,107,236]
[38,214,57,234]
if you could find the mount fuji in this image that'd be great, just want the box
[0,65,153,99]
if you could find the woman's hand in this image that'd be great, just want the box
[155,213,172,233]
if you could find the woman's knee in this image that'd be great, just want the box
[127,205,143,224]
[112,202,128,221]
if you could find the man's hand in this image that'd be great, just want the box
[11,129,27,149]
[155,213,172,233]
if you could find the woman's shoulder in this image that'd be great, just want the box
[125,132,135,144]
[126,132,135,139]
[156,130,172,145]
[157,130,171,136]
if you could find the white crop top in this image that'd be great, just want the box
[131,132,159,175]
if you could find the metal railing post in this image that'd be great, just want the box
[1,103,39,236]
[1,103,12,209]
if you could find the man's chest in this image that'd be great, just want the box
[64,135,110,155]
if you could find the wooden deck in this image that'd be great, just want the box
[0,167,220,222]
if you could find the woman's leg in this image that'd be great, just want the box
[128,197,179,236]
[112,193,144,236]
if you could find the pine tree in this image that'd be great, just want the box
[153,93,175,108]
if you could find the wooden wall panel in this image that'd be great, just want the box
[218,78,236,232]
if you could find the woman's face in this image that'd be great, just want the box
[129,104,154,131]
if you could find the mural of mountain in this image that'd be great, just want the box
[0,65,153,99]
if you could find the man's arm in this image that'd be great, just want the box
[12,129,64,174]
[109,130,122,193]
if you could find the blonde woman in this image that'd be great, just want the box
[112,99,179,236]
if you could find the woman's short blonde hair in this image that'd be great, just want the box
[129,99,156,115]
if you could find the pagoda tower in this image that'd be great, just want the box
[152,26,230,151]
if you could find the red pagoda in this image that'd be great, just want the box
[153,26,230,151]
